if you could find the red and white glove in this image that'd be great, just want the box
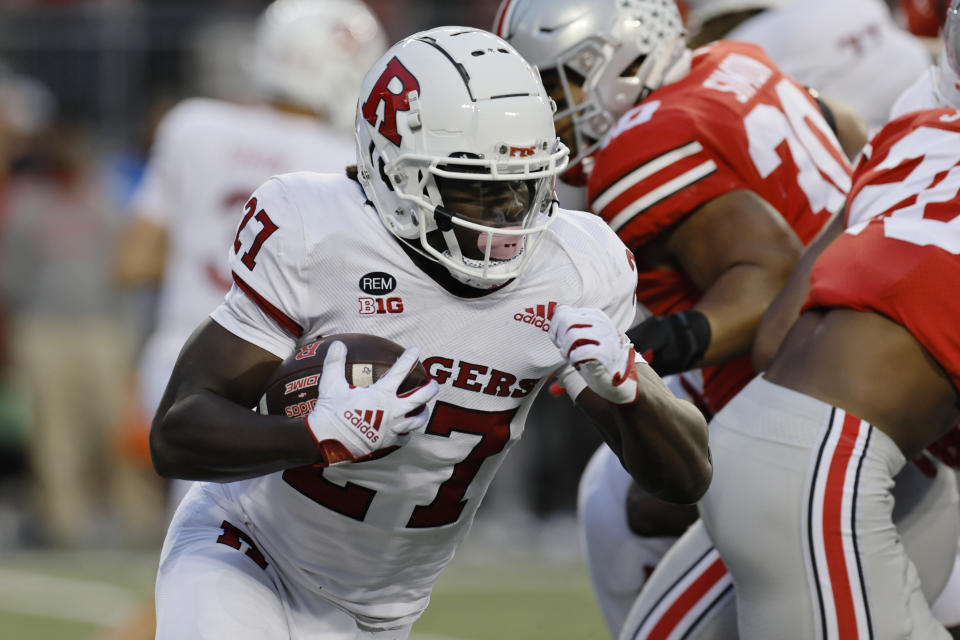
[305,341,439,465]
[549,305,641,405]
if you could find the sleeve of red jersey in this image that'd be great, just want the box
[210,176,309,358]
[587,112,747,249]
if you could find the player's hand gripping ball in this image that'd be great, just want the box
[260,334,438,465]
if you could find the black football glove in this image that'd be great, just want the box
[626,310,711,376]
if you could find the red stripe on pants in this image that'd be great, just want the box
[822,412,863,638]
[647,557,728,640]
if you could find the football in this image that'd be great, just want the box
[259,333,430,419]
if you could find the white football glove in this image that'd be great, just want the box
[550,305,642,405]
[305,341,439,464]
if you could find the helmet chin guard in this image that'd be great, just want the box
[355,27,569,288]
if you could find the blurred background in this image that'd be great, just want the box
[0,0,940,638]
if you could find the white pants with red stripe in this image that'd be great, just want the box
[618,520,737,640]
[156,484,414,640]
[623,377,957,640]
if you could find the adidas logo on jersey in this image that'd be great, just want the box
[342,409,383,443]
[514,302,557,332]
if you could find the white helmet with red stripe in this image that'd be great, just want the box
[354,27,569,288]
[493,0,687,184]
[251,0,387,131]
[936,0,960,109]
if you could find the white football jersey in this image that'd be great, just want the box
[726,0,930,130]
[132,98,356,415]
[207,171,638,626]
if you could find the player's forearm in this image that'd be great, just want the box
[694,255,796,366]
[624,365,711,504]
[578,372,711,504]
[150,390,320,482]
[753,212,845,371]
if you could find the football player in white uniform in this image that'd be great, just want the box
[114,0,386,512]
[149,26,711,640]
[107,3,385,638]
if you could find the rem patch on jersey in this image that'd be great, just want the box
[359,272,397,295]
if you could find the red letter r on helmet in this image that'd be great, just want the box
[361,57,421,147]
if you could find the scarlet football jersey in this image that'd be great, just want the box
[805,108,960,391]
[588,41,851,411]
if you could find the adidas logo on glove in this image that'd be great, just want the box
[342,409,383,443]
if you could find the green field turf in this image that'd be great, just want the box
[0,546,608,639]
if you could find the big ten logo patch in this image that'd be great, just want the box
[358,271,402,314]
[359,297,404,315]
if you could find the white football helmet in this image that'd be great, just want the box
[355,27,569,289]
[494,0,687,183]
[250,0,387,131]
[936,0,960,109]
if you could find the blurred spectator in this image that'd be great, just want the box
[0,117,164,546]
[0,66,57,363]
